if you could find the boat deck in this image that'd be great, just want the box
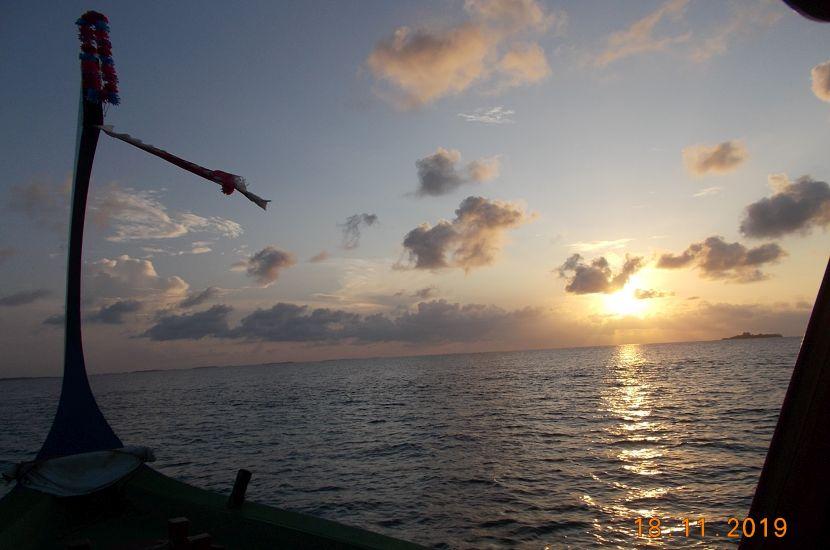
[0,465,426,549]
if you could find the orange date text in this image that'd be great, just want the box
[634,516,787,539]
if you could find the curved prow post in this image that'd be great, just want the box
[37,95,122,461]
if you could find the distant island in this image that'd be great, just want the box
[722,332,783,340]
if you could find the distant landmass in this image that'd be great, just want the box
[722,332,783,340]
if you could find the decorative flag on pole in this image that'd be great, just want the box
[77,11,119,105]
[99,126,270,210]
[76,10,270,210]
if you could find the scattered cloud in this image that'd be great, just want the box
[140,241,215,257]
[465,0,556,33]
[189,241,213,255]
[340,214,379,249]
[812,60,830,102]
[568,238,634,253]
[402,195,531,271]
[143,304,233,341]
[0,289,51,307]
[5,179,69,231]
[467,156,502,183]
[367,24,490,108]
[143,299,541,345]
[682,140,748,176]
[232,246,296,286]
[740,175,830,238]
[415,148,501,197]
[557,254,644,294]
[634,288,673,299]
[309,250,330,263]
[594,0,690,67]
[91,184,242,242]
[591,299,809,341]
[458,106,515,124]
[43,313,64,326]
[693,186,722,197]
[674,300,808,336]
[87,299,142,324]
[366,0,556,107]
[179,287,221,309]
[85,255,189,303]
[497,42,551,87]
[657,235,785,282]
[412,286,438,300]
[688,1,782,63]
[593,0,781,67]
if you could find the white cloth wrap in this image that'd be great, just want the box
[6,446,155,497]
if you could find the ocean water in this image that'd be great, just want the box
[0,338,799,548]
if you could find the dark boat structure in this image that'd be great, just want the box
[0,12,422,550]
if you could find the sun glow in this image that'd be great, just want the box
[604,284,648,317]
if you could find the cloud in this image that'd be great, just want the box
[412,287,437,300]
[634,288,673,299]
[92,184,242,242]
[179,287,221,309]
[657,236,786,282]
[367,24,490,108]
[591,299,809,341]
[458,106,515,124]
[189,241,213,255]
[467,156,502,183]
[85,255,189,303]
[232,246,296,286]
[402,222,456,269]
[673,300,808,337]
[402,195,530,271]
[366,0,556,107]
[557,254,644,294]
[87,299,142,324]
[340,214,379,249]
[139,241,215,257]
[143,305,233,341]
[497,42,551,87]
[5,180,69,231]
[568,238,634,253]
[740,175,830,238]
[43,313,64,326]
[309,250,330,263]
[231,303,360,343]
[688,1,782,63]
[465,0,556,33]
[812,60,830,102]
[0,247,15,265]
[682,140,748,176]
[143,299,540,345]
[693,186,722,197]
[594,0,690,67]
[593,0,780,67]
[415,148,501,197]
[0,289,51,307]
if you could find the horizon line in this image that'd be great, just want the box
[0,334,802,381]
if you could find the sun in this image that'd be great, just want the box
[604,284,648,317]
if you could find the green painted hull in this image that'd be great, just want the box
[0,465,425,549]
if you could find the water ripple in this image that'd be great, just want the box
[0,338,798,548]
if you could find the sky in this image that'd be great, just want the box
[1,0,829,377]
